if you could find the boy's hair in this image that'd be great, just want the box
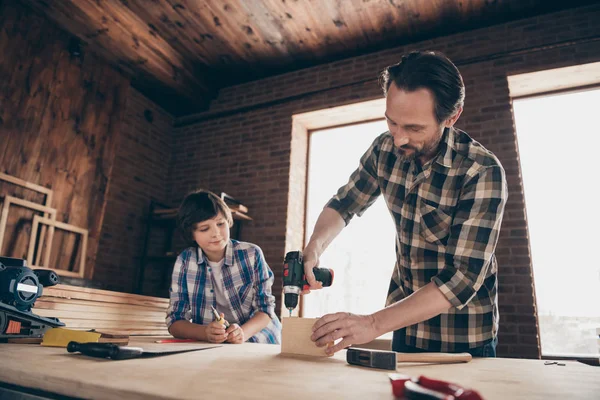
[379,50,465,125]
[177,189,233,242]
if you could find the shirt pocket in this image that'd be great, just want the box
[236,282,255,313]
[419,202,453,246]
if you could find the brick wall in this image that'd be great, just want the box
[171,4,600,359]
[95,89,174,294]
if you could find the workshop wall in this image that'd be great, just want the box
[171,4,600,359]
[95,89,174,294]
[0,0,129,280]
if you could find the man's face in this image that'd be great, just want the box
[385,83,458,164]
[192,212,230,261]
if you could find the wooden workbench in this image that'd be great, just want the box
[1,338,599,399]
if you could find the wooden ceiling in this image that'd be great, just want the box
[20,0,596,116]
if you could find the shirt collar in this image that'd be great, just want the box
[434,127,455,169]
[196,240,234,267]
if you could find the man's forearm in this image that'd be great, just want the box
[241,312,271,338]
[371,282,452,336]
[168,320,209,341]
[306,207,346,255]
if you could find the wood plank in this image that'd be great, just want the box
[281,317,332,357]
[33,300,167,316]
[42,285,170,306]
[39,291,169,309]
[54,319,167,330]
[33,309,166,324]
[34,297,167,312]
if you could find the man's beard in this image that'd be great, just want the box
[396,132,443,162]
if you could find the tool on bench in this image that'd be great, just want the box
[0,256,64,341]
[282,251,334,316]
[346,348,472,370]
[67,341,222,360]
[210,305,230,329]
[155,338,198,344]
[389,374,484,400]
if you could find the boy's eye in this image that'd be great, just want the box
[198,227,209,232]
[217,222,225,226]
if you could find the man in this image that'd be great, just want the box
[304,51,508,356]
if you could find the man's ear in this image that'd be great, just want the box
[444,107,463,128]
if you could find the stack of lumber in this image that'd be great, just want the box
[32,284,170,336]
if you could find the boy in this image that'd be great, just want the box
[166,189,281,344]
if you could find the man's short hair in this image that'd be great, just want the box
[380,51,465,124]
[177,189,233,242]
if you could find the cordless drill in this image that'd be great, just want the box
[282,251,334,316]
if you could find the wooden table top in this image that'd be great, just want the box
[1,338,599,399]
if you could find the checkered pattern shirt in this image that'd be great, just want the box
[326,127,508,351]
[166,239,281,344]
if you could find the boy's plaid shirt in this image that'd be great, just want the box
[327,128,508,351]
[166,239,281,344]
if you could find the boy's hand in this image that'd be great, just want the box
[225,324,245,344]
[206,320,228,343]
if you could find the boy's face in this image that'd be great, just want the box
[192,212,230,261]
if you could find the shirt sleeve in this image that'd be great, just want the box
[252,246,276,319]
[165,252,192,328]
[432,164,508,309]
[325,135,383,225]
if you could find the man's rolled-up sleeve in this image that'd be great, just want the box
[326,136,382,225]
[432,165,508,309]
[165,253,192,328]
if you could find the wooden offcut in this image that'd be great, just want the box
[281,317,332,357]
[28,215,88,278]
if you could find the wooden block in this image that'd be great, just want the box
[281,317,332,357]
[6,337,43,344]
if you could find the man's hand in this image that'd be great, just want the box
[301,242,324,294]
[225,323,245,344]
[310,312,379,355]
[205,320,228,343]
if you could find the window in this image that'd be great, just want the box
[513,87,600,357]
[303,120,396,338]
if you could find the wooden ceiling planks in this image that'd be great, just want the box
[17,0,597,116]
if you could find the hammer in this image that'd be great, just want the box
[346,348,472,370]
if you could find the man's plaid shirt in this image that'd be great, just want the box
[166,240,281,344]
[326,127,508,351]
